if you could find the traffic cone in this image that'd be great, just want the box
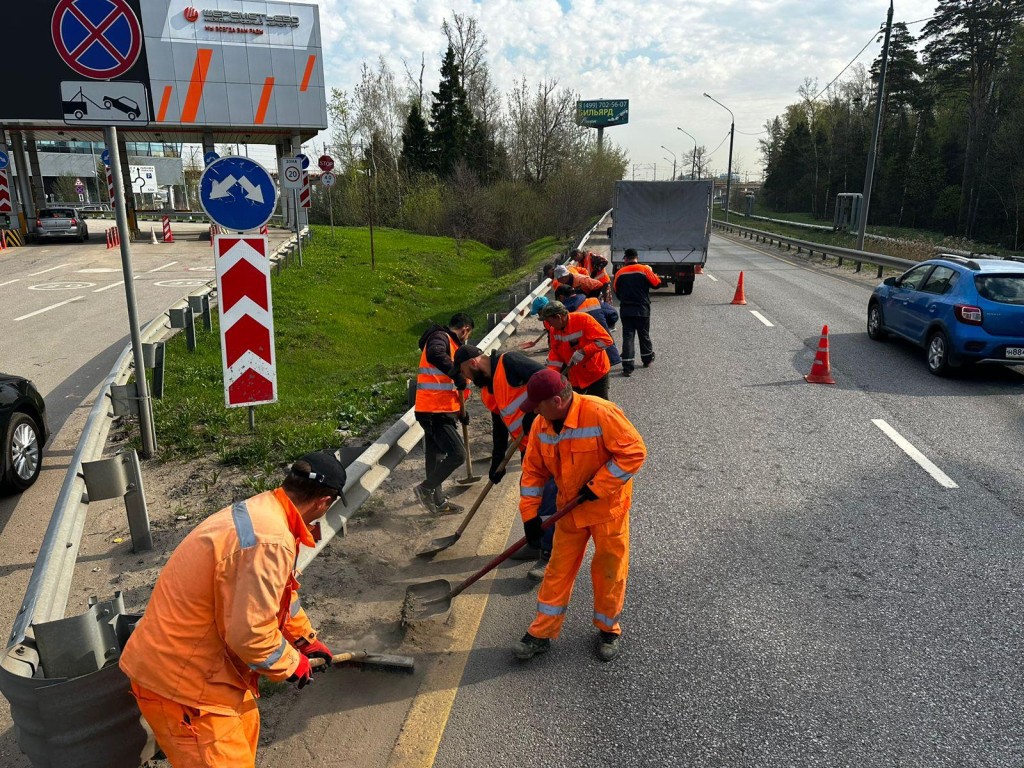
[150,226,158,245]
[731,271,747,305]
[804,325,836,385]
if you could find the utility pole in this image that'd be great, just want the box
[677,127,698,179]
[857,0,894,251]
[704,93,735,221]
[661,146,677,180]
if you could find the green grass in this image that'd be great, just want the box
[152,226,565,472]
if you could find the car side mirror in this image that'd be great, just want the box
[883,277,898,287]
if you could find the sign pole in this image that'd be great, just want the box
[328,186,334,237]
[293,188,303,266]
[248,406,255,432]
[105,126,156,458]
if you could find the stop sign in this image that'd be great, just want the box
[318,154,335,172]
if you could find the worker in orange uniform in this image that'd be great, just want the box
[414,313,475,514]
[512,368,647,662]
[450,344,557,580]
[538,300,614,401]
[120,451,348,767]
[612,248,662,377]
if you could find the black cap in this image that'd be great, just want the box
[292,450,348,504]
[448,344,484,378]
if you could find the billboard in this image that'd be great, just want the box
[577,99,629,128]
[1,0,326,133]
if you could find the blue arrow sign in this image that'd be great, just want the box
[199,156,278,232]
[100,149,110,165]
[0,151,8,171]
[296,153,310,170]
[204,151,220,167]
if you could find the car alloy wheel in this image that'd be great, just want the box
[867,303,887,340]
[927,331,951,376]
[4,413,41,490]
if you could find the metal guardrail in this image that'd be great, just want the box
[713,219,914,278]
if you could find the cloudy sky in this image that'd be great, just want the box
[310,0,939,181]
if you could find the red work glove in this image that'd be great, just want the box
[296,637,333,673]
[287,653,313,689]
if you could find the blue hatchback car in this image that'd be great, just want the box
[867,255,1024,375]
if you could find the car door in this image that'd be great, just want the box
[901,265,959,344]
[885,264,934,337]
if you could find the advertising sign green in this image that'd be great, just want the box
[576,99,629,128]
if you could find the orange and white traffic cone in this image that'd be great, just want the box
[731,271,747,305]
[804,325,836,384]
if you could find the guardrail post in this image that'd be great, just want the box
[185,306,197,351]
[201,294,212,331]
[877,265,884,278]
[855,261,862,273]
[81,450,152,553]
[143,341,165,400]
[838,256,844,267]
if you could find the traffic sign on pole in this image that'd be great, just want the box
[321,172,336,187]
[279,157,303,189]
[199,156,278,232]
[0,151,9,170]
[214,236,277,408]
[101,149,110,166]
[296,153,310,170]
[299,171,311,209]
[51,0,143,80]
[204,151,220,167]
[318,155,334,172]
[0,171,12,214]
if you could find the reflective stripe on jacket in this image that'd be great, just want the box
[546,312,613,388]
[415,335,469,413]
[480,354,532,440]
[119,488,316,716]
[576,298,621,366]
[519,394,647,528]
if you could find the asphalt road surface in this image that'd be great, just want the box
[431,233,1024,767]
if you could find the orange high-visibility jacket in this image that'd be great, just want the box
[120,488,317,716]
[569,272,604,295]
[479,353,533,440]
[519,394,647,528]
[546,312,613,388]
[612,262,661,292]
[415,335,470,413]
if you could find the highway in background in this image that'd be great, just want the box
[430,232,1024,766]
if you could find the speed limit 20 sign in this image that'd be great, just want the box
[279,157,303,190]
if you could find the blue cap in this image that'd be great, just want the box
[530,296,550,316]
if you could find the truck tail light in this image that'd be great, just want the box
[35,219,42,229]
[954,304,983,325]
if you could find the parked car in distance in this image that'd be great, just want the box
[0,374,49,493]
[34,208,88,243]
[867,254,1024,375]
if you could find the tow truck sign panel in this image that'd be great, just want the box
[61,81,150,126]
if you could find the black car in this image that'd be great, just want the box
[1,374,49,492]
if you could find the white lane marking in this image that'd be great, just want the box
[94,281,124,293]
[872,419,959,489]
[28,264,69,276]
[14,296,85,321]
[0,279,19,288]
[703,272,719,282]
[750,310,774,327]
[148,261,178,273]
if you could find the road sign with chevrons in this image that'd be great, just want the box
[0,170,12,214]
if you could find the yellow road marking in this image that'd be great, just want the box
[386,484,520,768]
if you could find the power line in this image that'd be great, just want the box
[813,29,878,101]
[707,130,731,157]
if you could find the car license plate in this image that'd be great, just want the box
[1006,347,1024,359]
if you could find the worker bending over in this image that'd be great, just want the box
[538,300,614,400]
[414,313,475,514]
[451,344,557,580]
[513,369,647,662]
[120,452,347,767]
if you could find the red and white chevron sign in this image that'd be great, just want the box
[299,170,311,209]
[106,166,115,205]
[0,170,11,214]
[214,236,277,408]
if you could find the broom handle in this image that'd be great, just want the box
[459,392,475,476]
[453,432,526,538]
[309,652,363,670]
[448,496,582,601]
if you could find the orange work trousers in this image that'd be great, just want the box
[130,681,260,768]
[529,509,630,639]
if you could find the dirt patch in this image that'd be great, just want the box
[69,313,553,767]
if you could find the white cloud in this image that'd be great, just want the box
[308,0,939,180]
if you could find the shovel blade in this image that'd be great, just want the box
[455,474,482,485]
[402,579,453,623]
[416,533,460,558]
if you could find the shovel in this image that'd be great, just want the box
[416,432,526,558]
[455,392,482,485]
[520,329,548,350]
[402,496,582,623]
[308,650,415,675]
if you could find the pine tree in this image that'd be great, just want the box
[429,46,474,176]
[400,103,432,175]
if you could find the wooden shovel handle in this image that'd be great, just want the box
[453,432,526,537]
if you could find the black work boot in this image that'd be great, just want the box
[527,551,551,582]
[642,353,655,368]
[597,631,621,662]
[513,633,551,660]
[414,484,438,513]
[432,488,464,515]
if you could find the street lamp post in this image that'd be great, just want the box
[660,145,677,180]
[677,127,698,179]
[703,93,735,221]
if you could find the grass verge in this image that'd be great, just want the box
[149,226,564,476]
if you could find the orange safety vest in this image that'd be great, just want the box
[546,312,612,389]
[480,355,529,440]
[612,262,661,292]
[519,393,647,528]
[120,489,316,716]
[415,335,470,413]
